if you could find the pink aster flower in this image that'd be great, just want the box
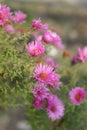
[69,87,86,105]
[42,30,54,44]
[34,64,54,84]
[53,35,64,49]
[32,82,49,100]
[11,11,27,24]
[33,97,44,109]
[46,94,64,121]
[0,4,11,26]
[77,47,87,62]
[48,72,61,89]
[26,39,45,57]
[42,30,63,49]
[32,18,48,30]
[34,64,61,88]
[4,25,15,33]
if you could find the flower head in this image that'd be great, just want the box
[0,4,11,26]
[34,64,61,88]
[77,47,87,62]
[48,72,61,89]
[33,97,44,109]
[26,39,45,57]
[32,82,49,100]
[4,25,15,33]
[46,94,64,120]
[11,11,27,24]
[42,30,53,43]
[42,30,63,49]
[34,64,53,83]
[44,57,57,68]
[32,18,48,30]
[69,87,86,105]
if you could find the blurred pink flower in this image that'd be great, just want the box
[4,25,15,33]
[42,30,53,43]
[26,39,45,57]
[32,82,49,100]
[69,87,86,105]
[46,94,64,120]
[33,97,44,109]
[44,57,57,68]
[77,47,87,62]
[11,11,27,24]
[53,35,64,49]
[42,30,63,49]
[48,72,61,89]
[0,4,11,26]
[32,18,48,30]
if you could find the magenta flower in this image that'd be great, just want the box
[42,30,63,49]
[71,56,79,65]
[11,11,27,24]
[0,4,11,26]
[53,35,64,49]
[33,97,44,109]
[46,94,64,121]
[77,47,87,62]
[69,87,86,105]
[32,82,49,100]
[34,64,61,88]
[34,64,53,84]
[42,30,54,44]
[32,18,48,30]
[48,72,61,89]
[4,25,15,33]
[26,39,45,57]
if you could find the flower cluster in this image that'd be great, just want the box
[72,46,87,64]
[0,3,27,34]
[32,83,64,120]
[26,18,64,57]
[1,3,87,124]
[25,17,87,121]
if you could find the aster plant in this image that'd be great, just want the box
[0,2,87,130]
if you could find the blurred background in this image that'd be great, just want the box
[0,0,87,130]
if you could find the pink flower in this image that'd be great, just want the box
[32,18,48,30]
[34,64,54,84]
[32,82,49,100]
[42,30,53,43]
[4,25,15,33]
[0,4,11,26]
[42,30,63,49]
[77,47,87,62]
[69,87,86,105]
[33,97,44,109]
[48,72,61,89]
[44,57,57,68]
[11,11,27,24]
[53,35,64,49]
[26,39,45,57]
[46,94,64,120]
[34,64,61,88]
